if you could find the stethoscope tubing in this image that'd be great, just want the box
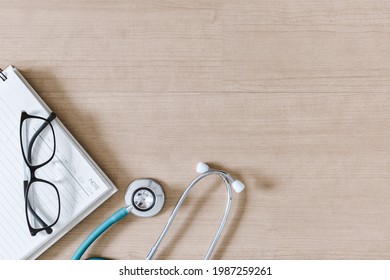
[71,207,129,260]
[71,166,240,260]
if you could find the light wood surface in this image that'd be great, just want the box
[2,0,390,260]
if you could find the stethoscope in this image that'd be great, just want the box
[71,162,245,260]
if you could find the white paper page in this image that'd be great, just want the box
[0,66,117,259]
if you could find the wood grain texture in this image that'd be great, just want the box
[1,0,390,259]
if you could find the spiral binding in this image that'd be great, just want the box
[0,68,6,81]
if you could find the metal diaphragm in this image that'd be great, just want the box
[124,179,165,218]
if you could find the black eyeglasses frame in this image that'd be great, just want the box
[19,111,60,236]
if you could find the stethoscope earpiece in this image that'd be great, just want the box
[197,162,246,193]
[196,162,210,173]
[232,180,245,193]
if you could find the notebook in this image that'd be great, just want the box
[0,66,117,260]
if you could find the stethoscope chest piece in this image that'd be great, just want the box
[125,179,165,218]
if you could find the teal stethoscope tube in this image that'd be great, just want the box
[71,207,129,260]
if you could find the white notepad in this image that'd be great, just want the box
[0,66,117,259]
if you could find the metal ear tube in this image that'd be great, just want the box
[146,162,245,260]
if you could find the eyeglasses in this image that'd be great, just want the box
[19,111,61,236]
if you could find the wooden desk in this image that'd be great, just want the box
[1,0,390,259]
